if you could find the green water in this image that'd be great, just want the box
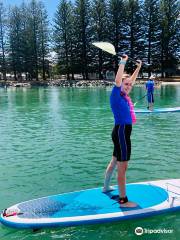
[0,85,180,239]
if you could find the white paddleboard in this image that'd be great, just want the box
[135,107,180,113]
[0,179,180,229]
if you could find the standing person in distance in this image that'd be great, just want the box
[103,55,142,208]
[146,75,155,111]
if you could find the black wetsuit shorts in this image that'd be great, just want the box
[112,124,132,162]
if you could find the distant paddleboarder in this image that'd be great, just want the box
[103,55,142,208]
[146,75,155,111]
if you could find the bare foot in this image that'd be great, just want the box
[120,201,138,208]
[102,186,115,193]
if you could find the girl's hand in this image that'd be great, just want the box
[121,54,128,62]
[136,60,142,68]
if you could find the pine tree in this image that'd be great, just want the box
[108,0,126,70]
[8,6,25,81]
[37,2,50,80]
[143,0,161,76]
[28,0,40,80]
[159,0,180,77]
[3,0,180,80]
[91,0,109,79]
[0,2,7,80]
[125,0,144,73]
[53,0,74,81]
[73,0,91,79]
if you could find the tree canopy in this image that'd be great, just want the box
[0,0,179,81]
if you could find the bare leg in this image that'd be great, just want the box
[149,93,154,111]
[150,102,154,111]
[117,161,128,197]
[117,161,137,207]
[103,156,117,192]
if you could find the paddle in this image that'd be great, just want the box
[134,94,147,106]
[134,92,161,106]
[92,42,151,66]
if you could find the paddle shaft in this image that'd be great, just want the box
[134,94,147,106]
[92,42,150,66]
[118,54,139,65]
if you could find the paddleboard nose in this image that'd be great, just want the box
[3,206,20,217]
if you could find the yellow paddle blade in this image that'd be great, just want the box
[92,42,116,55]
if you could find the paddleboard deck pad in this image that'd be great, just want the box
[135,107,180,113]
[0,179,180,229]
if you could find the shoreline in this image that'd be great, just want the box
[0,78,180,88]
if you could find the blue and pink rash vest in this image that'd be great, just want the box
[110,85,136,125]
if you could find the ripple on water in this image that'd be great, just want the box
[0,86,180,239]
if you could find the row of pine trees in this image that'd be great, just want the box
[0,0,179,81]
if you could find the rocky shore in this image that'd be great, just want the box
[0,77,179,88]
[0,79,114,88]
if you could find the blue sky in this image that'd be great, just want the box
[3,0,60,23]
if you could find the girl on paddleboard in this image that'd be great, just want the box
[103,55,142,207]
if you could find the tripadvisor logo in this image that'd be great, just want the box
[135,227,174,235]
[135,227,143,236]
